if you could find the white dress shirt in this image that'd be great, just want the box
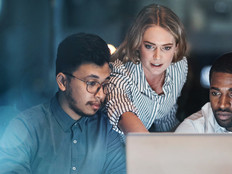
[175,102,231,133]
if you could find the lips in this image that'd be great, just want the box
[151,63,162,67]
[216,112,232,121]
[89,102,101,110]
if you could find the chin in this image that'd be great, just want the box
[82,111,97,117]
[217,121,231,129]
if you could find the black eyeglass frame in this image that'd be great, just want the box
[63,72,115,95]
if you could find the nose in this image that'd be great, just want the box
[219,94,231,110]
[153,48,161,60]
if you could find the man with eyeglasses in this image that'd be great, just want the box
[0,33,126,174]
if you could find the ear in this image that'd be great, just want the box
[56,72,67,91]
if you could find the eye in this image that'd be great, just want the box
[144,44,154,50]
[162,46,172,51]
[86,81,98,87]
[229,92,232,98]
[211,91,220,96]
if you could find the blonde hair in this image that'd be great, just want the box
[111,4,187,64]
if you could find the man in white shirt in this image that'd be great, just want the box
[175,52,232,133]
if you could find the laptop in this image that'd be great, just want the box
[126,133,232,174]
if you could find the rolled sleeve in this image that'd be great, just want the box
[107,84,138,133]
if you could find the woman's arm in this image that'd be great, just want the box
[118,112,149,134]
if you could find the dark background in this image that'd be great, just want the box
[0,0,232,127]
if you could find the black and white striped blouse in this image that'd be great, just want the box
[106,57,188,134]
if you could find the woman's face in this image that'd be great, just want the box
[139,25,177,77]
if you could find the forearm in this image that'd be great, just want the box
[118,112,149,134]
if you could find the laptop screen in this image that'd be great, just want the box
[126,133,232,174]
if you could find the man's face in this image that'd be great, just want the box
[63,62,111,119]
[210,72,232,131]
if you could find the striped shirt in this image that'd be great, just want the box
[106,57,188,133]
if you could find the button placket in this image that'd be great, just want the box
[71,122,79,173]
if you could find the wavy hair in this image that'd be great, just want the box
[111,4,187,64]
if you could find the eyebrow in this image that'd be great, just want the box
[210,87,232,92]
[85,74,111,81]
[85,74,99,79]
[210,87,219,91]
[143,41,174,46]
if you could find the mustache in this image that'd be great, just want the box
[215,108,232,113]
[87,99,103,106]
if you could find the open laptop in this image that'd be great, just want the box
[126,133,232,174]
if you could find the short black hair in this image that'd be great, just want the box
[209,52,232,83]
[56,33,110,75]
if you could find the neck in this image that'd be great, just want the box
[146,72,165,94]
[57,92,81,121]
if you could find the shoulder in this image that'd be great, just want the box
[0,103,49,148]
[18,102,50,123]
[175,103,209,133]
[168,57,188,84]
[110,60,137,89]
[171,57,188,72]
[185,110,203,121]
[4,101,51,134]
[110,59,136,77]
[183,102,211,122]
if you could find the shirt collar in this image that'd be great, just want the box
[215,124,232,133]
[164,66,174,86]
[215,121,232,133]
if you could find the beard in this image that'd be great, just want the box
[213,108,232,130]
[65,83,102,118]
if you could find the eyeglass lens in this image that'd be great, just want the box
[87,83,114,94]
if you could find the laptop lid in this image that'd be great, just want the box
[126,133,232,174]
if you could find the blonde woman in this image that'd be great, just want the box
[107,4,188,134]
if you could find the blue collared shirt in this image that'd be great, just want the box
[0,95,126,174]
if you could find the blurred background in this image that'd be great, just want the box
[0,0,232,129]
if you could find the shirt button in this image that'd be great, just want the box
[72,167,76,171]
[73,140,77,144]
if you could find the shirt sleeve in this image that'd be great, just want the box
[103,126,126,174]
[106,61,138,133]
[0,117,33,173]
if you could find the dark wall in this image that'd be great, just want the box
[0,0,55,110]
[0,0,232,122]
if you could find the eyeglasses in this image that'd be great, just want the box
[63,72,115,95]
